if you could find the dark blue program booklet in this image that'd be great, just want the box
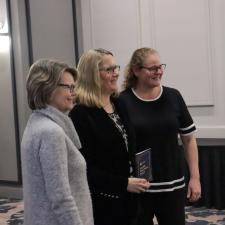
[135,148,153,181]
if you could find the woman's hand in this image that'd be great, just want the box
[187,177,201,202]
[127,177,150,193]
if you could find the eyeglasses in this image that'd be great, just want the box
[58,83,76,93]
[141,64,166,73]
[99,65,120,74]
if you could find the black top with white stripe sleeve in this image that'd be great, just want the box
[119,86,196,192]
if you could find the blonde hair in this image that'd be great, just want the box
[76,48,115,107]
[123,47,159,89]
[26,59,78,110]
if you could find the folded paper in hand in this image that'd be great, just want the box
[135,148,152,181]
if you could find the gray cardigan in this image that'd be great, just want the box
[21,106,94,225]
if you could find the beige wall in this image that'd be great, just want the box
[1,0,225,198]
[0,0,77,198]
[77,0,225,139]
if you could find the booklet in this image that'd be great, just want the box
[135,148,153,181]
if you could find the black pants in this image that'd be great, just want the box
[135,188,185,225]
[92,193,137,225]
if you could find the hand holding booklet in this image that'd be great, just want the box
[135,148,153,181]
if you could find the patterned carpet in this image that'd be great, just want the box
[0,198,225,225]
[185,207,225,225]
[0,199,23,225]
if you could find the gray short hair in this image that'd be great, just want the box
[26,59,78,110]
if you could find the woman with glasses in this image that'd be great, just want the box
[21,59,94,225]
[119,47,201,225]
[69,48,150,225]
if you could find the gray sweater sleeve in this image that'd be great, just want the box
[39,127,83,225]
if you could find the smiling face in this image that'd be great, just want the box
[99,54,119,95]
[49,71,76,113]
[134,52,164,89]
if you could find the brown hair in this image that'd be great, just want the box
[123,47,158,89]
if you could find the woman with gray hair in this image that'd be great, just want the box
[69,49,150,225]
[21,59,94,225]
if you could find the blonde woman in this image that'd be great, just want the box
[69,49,150,225]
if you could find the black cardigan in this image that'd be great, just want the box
[69,98,136,197]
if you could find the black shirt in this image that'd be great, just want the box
[69,98,137,225]
[119,86,196,192]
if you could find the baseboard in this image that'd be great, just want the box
[0,185,23,199]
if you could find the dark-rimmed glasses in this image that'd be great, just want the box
[141,64,166,73]
[58,83,75,93]
[99,65,120,74]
